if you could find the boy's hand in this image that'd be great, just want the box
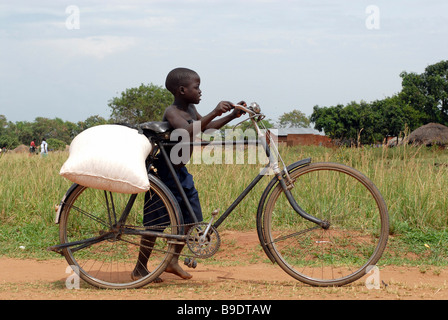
[231,100,247,118]
[213,101,234,117]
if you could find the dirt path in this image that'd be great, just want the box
[1,231,448,300]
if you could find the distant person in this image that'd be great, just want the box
[40,139,48,157]
[29,140,36,154]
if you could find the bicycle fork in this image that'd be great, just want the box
[258,124,330,230]
[276,174,330,229]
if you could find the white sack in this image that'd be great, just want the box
[60,124,152,194]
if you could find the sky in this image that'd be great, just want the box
[0,0,447,126]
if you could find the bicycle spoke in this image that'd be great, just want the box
[69,203,109,228]
[271,225,320,243]
[104,191,118,227]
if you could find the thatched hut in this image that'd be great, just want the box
[13,144,30,153]
[407,123,448,146]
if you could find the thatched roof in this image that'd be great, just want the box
[408,123,448,146]
[13,144,29,153]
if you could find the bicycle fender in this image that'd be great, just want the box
[256,158,312,263]
[54,183,79,224]
[257,157,312,215]
[285,157,312,174]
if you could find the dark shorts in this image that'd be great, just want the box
[143,158,203,227]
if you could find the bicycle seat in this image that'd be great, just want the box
[139,121,172,134]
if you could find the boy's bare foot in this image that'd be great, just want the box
[165,261,192,280]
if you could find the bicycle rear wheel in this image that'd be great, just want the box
[260,162,389,287]
[58,174,182,289]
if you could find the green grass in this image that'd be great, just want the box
[0,152,71,258]
[1,144,448,266]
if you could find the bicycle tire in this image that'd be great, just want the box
[58,174,182,289]
[259,162,389,287]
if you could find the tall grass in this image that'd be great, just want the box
[190,144,448,234]
[1,145,447,263]
[0,153,72,257]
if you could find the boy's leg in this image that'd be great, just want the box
[132,191,167,282]
[164,225,192,280]
[163,184,202,279]
[134,232,192,281]
[132,235,163,282]
[136,165,202,281]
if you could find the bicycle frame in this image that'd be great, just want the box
[49,104,328,254]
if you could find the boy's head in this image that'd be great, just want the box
[165,67,200,96]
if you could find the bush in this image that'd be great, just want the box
[46,138,66,151]
[0,133,20,149]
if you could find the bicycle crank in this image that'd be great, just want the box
[186,222,221,258]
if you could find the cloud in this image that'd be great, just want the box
[1,0,448,124]
[27,36,138,59]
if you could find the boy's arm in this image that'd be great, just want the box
[166,101,236,133]
[203,112,238,130]
[198,101,245,130]
[165,101,243,138]
[164,103,229,138]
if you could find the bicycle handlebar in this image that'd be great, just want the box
[232,102,264,122]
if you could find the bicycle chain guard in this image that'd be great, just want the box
[186,223,221,258]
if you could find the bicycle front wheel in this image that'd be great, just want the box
[261,162,389,287]
[58,174,182,289]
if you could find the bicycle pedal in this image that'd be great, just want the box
[184,257,198,269]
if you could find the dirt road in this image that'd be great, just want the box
[1,231,448,300]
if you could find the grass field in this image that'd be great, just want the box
[1,144,447,266]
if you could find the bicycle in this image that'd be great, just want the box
[48,103,389,289]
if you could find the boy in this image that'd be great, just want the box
[133,67,244,281]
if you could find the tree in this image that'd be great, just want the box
[76,115,109,134]
[311,104,345,139]
[0,115,7,133]
[312,102,383,145]
[47,138,66,151]
[12,121,34,147]
[278,109,310,128]
[108,83,173,125]
[370,96,406,140]
[31,117,73,145]
[400,60,448,127]
[423,60,448,124]
[0,118,20,149]
[399,71,431,127]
